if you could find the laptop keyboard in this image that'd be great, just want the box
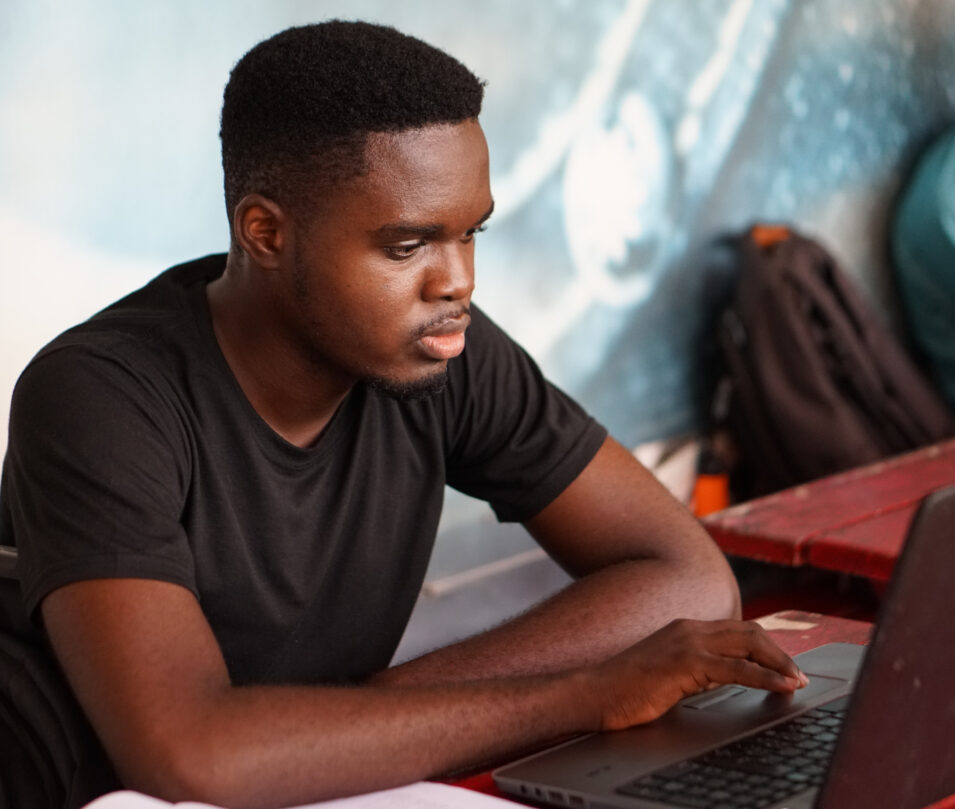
[616,699,848,808]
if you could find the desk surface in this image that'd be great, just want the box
[456,610,955,809]
[703,438,955,581]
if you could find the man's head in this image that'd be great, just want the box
[214,22,493,404]
[220,20,485,230]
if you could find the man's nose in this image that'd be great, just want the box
[422,243,475,302]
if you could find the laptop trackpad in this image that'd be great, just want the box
[681,673,847,714]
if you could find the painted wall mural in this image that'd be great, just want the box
[477,0,955,445]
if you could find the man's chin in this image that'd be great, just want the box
[364,368,449,401]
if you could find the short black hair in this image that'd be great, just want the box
[220,20,485,229]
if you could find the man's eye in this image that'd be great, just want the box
[383,241,425,260]
[462,224,488,243]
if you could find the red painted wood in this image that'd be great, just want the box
[808,502,918,581]
[703,439,955,576]
[449,771,500,796]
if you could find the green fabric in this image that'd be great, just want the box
[892,127,955,407]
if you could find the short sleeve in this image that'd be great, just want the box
[443,307,607,522]
[2,345,197,618]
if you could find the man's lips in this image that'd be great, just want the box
[418,313,471,360]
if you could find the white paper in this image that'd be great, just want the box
[82,791,220,809]
[83,782,523,809]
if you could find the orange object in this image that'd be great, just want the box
[692,472,729,517]
[692,439,730,517]
[750,223,790,248]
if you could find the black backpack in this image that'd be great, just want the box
[713,225,955,499]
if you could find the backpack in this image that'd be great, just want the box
[713,224,955,500]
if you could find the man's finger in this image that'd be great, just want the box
[707,621,807,684]
[712,656,805,693]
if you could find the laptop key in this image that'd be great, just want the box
[714,758,791,777]
[676,793,703,803]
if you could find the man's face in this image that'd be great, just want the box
[286,119,493,399]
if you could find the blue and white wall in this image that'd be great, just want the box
[2,2,953,650]
[3,0,954,453]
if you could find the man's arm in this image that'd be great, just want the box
[43,576,801,809]
[375,435,739,686]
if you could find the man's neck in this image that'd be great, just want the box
[205,260,352,449]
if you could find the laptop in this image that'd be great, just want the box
[494,485,955,809]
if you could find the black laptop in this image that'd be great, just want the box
[494,485,955,809]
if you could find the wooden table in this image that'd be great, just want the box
[702,439,955,582]
[455,609,955,808]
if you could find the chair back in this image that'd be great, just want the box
[0,545,119,808]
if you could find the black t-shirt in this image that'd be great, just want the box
[1,254,606,685]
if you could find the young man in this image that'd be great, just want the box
[0,21,805,808]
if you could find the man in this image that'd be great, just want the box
[0,21,805,808]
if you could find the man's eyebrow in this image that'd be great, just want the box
[372,222,442,239]
[372,200,496,240]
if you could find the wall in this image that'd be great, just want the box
[1,0,953,654]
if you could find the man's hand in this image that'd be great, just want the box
[585,619,807,731]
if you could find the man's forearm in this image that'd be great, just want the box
[45,579,801,809]
[154,671,591,809]
[117,616,801,809]
[43,578,597,809]
[374,555,740,687]
[181,612,795,809]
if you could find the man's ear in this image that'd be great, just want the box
[233,194,290,269]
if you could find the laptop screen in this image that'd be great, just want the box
[816,486,955,809]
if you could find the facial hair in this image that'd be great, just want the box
[364,367,449,400]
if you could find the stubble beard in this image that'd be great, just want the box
[364,367,449,401]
